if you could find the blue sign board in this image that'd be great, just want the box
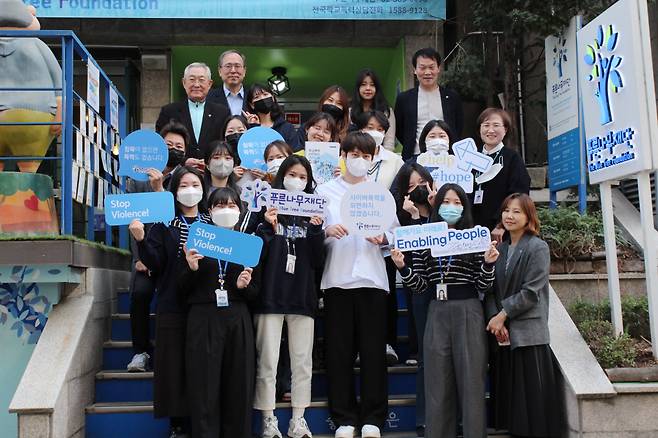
[104,191,175,225]
[118,129,168,181]
[187,222,263,267]
[237,127,284,171]
[548,127,581,191]
[25,0,445,20]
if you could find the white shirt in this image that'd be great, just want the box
[368,147,404,190]
[223,84,244,116]
[415,86,443,155]
[483,142,504,155]
[316,177,390,292]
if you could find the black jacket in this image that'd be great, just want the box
[394,86,464,161]
[207,86,249,114]
[253,217,325,317]
[470,146,531,231]
[179,256,260,306]
[155,100,230,160]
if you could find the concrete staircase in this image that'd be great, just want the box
[84,288,510,437]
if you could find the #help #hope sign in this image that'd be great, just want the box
[104,192,175,226]
[187,222,263,267]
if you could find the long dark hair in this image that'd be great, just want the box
[168,165,208,215]
[246,83,284,120]
[350,69,390,121]
[393,163,434,225]
[272,155,317,194]
[204,140,239,189]
[430,183,473,230]
[318,85,350,140]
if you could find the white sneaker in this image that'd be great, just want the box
[361,424,381,438]
[386,344,399,365]
[334,425,355,438]
[262,415,282,438]
[288,417,312,438]
[127,352,150,372]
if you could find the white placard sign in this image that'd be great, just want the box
[577,0,658,183]
[305,141,340,185]
[393,222,449,251]
[339,181,396,237]
[417,151,475,193]
[86,60,101,112]
[267,189,328,218]
[430,226,491,257]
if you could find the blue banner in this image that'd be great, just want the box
[104,191,175,225]
[117,129,168,181]
[548,128,581,191]
[25,0,445,19]
[187,222,263,267]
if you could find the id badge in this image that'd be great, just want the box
[436,283,448,301]
[215,288,229,307]
[474,189,484,205]
[285,254,297,274]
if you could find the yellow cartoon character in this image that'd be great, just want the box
[0,0,62,173]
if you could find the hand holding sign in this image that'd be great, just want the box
[483,240,500,264]
[118,130,168,181]
[236,267,253,289]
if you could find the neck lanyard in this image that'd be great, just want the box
[217,260,229,289]
[178,213,200,231]
[369,160,383,182]
[437,255,453,283]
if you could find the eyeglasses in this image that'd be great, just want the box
[221,63,244,71]
[185,77,209,85]
[481,123,505,130]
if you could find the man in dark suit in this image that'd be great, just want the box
[207,50,249,116]
[155,62,230,166]
[394,48,464,161]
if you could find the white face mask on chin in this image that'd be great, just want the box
[211,207,241,228]
[345,156,370,178]
[177,187,203,207]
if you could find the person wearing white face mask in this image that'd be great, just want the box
[252,156,325,438]
[203,140,241,198]
[128,166,212,438]
[316,132,397,438]
[180,186,261,438]
[354,110,405,367]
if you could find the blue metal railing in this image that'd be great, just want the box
[0,30,128,248]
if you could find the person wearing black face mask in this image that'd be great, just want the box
[244,83,302,151]
[124,121,191,378]
[318,85,350,141]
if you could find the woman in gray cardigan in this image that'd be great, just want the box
[485,193,563,437]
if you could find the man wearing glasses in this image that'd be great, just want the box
[208,50,249,116]
[156,62,230,165]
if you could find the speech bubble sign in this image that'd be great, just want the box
[117,129,168,181]
[237,127,284,170]
[339,181,396,237]
[187,222,263,267]
[393,222,449,251]
[430,226,491,257]
[267,189,328,217]
[104,191,175,226]
[451,138,493,174]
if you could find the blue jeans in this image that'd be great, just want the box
[411,285,433,428]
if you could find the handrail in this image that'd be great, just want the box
[0,30,128,248]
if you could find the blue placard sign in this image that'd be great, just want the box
[548,127,582,191]
[104,192,175,225]
[237,127,284,171]
[187,222,263,267]
[118,129,168,181]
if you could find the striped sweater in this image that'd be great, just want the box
[399,249,495,294]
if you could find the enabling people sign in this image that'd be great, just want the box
[394,223,491,257]
[104,192,175,226]
[187,222,263,267]
[339,181,396,237]
[117,129,168,181]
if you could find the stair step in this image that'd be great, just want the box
[109,309,411,342]
[94,366,418,403]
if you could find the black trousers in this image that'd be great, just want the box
[324,287,388,429]
[186,302,255,438]
[385,257,418,356]
[129,269,156,354]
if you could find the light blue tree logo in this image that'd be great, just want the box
[552,33,568,78]
[584,24,624,125]
[240,179,271,211]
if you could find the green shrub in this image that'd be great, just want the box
[622,296,650,340]
[569,300,609,328]
[537,207,632,259]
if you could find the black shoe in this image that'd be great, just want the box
[416,425,425,437]
[169,426,189,438]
